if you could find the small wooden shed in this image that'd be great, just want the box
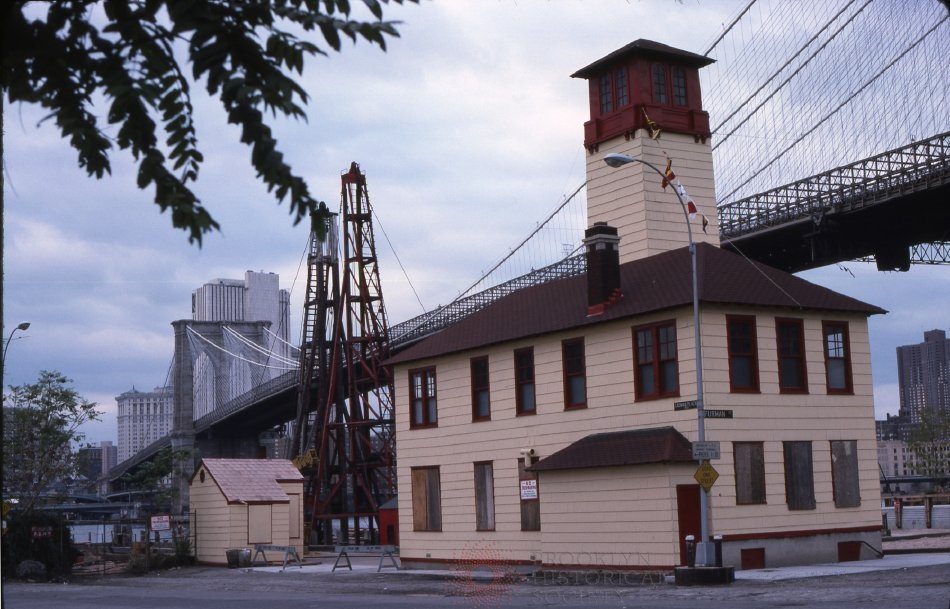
[189,458,304,565]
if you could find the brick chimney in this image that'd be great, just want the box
[585,222,622,316]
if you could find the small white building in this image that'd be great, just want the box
[189,459,304,565]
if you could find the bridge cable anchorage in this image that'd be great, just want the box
[712,0,868,146]
[717,13,949,205]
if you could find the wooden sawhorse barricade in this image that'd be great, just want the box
[251,544,303,571]
[332,545,399,572]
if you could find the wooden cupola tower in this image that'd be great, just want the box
[572,39,720,263]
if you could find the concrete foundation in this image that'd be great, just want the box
[722,530,882,569]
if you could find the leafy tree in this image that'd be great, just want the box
[907,408,950,486]
[2,371,101,513]
[2,0,415,244]
[117,446,191,513]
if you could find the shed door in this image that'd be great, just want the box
[248,504,272,544]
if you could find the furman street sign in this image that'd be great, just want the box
[692,441,721,460]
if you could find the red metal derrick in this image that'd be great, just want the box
[292,163,396,545]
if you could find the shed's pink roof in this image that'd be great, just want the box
[195,459,303,503]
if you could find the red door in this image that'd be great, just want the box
[676,484,702,565]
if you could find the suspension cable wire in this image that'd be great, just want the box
[372,208,427,315]
[186,326,298,370]
[264,326,300,352]
[453,180,587,301]
[719,13,948,204]
[711,0,866,141]
[703,0,758,56]
[223,326,300,366]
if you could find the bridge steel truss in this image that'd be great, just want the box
[294,163,396,545]
[718,132,950,271]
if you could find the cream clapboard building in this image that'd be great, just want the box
[386,40,885,571]
[189,459,304,565]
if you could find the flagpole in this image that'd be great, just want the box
[603,152,712,566]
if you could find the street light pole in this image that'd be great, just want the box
[603,153,712,565]
[2,322,31,376]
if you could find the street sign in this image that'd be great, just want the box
[674,400,698,411]
[703,409,734,419]
[694,460,719,493]
[692,441,721,460]
[150,514,171,531]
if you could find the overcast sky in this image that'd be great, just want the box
[3,0,948,445]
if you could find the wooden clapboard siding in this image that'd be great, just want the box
[395,302,880,565]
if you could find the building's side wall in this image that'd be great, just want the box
[395,305,881,568]
[189,475,232,565]
[539,464,695,569]
[586,132,719,264]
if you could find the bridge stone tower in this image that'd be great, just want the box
[170,319,271,515]
[573,39,718,263]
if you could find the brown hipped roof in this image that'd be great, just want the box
[192,458,303,504]
[530,427,695,472]
[571,39,715,79]
[386,243,884,366]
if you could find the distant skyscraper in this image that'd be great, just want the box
[897,329,950,425]
[116,386,173,462]
[100,440,118,492]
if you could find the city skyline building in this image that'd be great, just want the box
[116,386,173,462]
[897,329,950,425]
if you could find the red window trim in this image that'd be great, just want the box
[726,315,760,394]
[672,66,688,107]
[562,337,587,410]
[775,317,808,394]
[470,356,491,422]
[408,366,438,429]
[514,347,536,417]
[822,321,854,395]
[632,320,680,401]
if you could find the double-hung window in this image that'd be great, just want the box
[514,347,536,415]
[562,338,586,409]
[776,318,807,393]
[823,322,853,394]
[727,315,759,392]
[409,367,438,428]
[633,321,678,400]
[471,356,491,421]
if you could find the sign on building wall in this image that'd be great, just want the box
[520,479,538,500]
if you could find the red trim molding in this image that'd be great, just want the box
[721,524,880,542]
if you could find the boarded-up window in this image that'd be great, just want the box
[734,442,766,505]
[783,441,816,510]
[518,458,540,531]
[474,462,495,531]
[411,467,442,531]
[288,494,300,539]
[248,504,272,544]
[831,440,861,508]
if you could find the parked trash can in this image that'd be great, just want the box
[226,548,252,568]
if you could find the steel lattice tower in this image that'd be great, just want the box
[292,163,396,545]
